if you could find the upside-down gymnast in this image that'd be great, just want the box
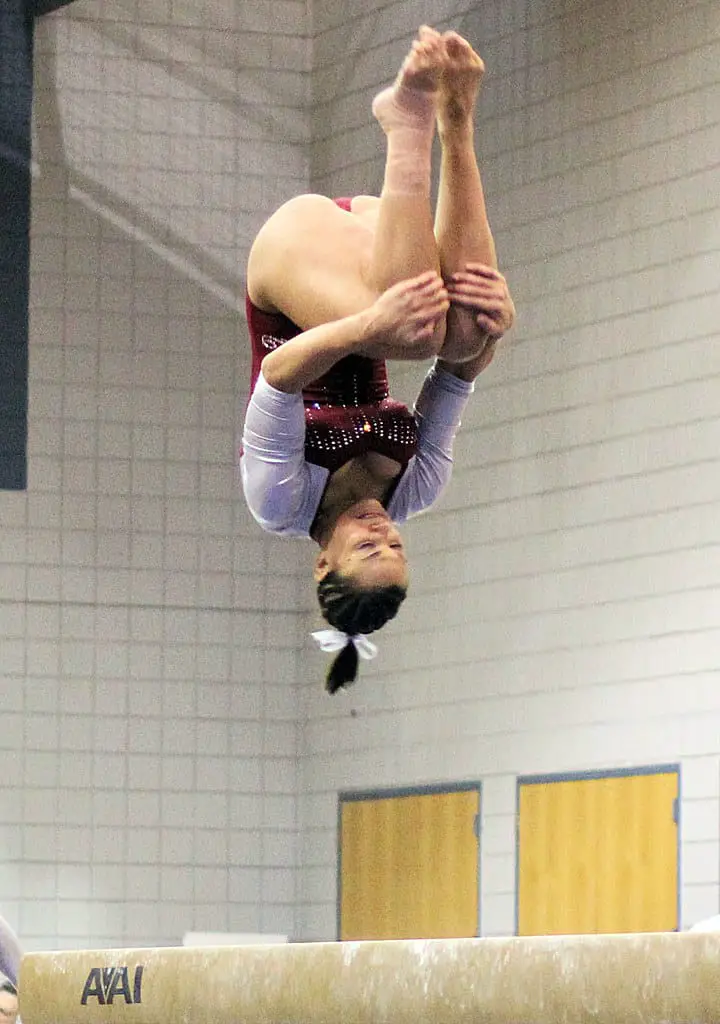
[240,27,515,693]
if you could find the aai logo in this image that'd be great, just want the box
[80,965,144,1005]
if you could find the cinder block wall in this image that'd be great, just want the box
[4,0,718,951]
[0,0,312,950]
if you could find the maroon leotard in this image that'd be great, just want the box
[245,198,418,474]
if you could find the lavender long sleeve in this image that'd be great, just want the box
[0,914,21,986]
[240,362,474,536]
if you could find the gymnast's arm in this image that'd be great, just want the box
[242,302,384,531]
[391,264,515,515]
[389,266,516,514]
[260,312,371,395]
[435,343,498,383]
[240,372,313,535]
[0,914,21,987]
[260,272,450,394]
[388,362,474,519]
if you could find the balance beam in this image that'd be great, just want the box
[18,932,720,1023]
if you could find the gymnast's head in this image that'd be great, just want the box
[312,499,407,693]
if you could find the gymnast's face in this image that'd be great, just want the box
[315,500,409,590]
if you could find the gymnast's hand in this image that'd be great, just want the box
[358,271,450,361]
[437,263,515,370]
[436,264,516,376]
[446,263,515,338]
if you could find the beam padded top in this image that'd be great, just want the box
[18,932,720,1024]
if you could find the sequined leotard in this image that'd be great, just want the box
[246,299,419,475]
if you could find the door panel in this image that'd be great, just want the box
[340,786,480,940]
[518,769,678,935]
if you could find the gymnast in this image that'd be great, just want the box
[241,27,515,693]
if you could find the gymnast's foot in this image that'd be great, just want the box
[437,31,485,136]
[372,26,444,135]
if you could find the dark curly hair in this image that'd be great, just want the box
[317,570,406,694]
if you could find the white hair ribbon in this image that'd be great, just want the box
[311,628,378,661]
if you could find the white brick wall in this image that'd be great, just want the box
[297,0,720,938]
[4,0,719,953]
[0,0,311,951]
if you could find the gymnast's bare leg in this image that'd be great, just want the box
[366,25,442,291]
[246,28,447,359]
[434,31,513,364]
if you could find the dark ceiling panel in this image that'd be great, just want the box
[0,0,33,490]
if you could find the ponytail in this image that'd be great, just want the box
[325,639,360,694]
[315,571,406,693]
